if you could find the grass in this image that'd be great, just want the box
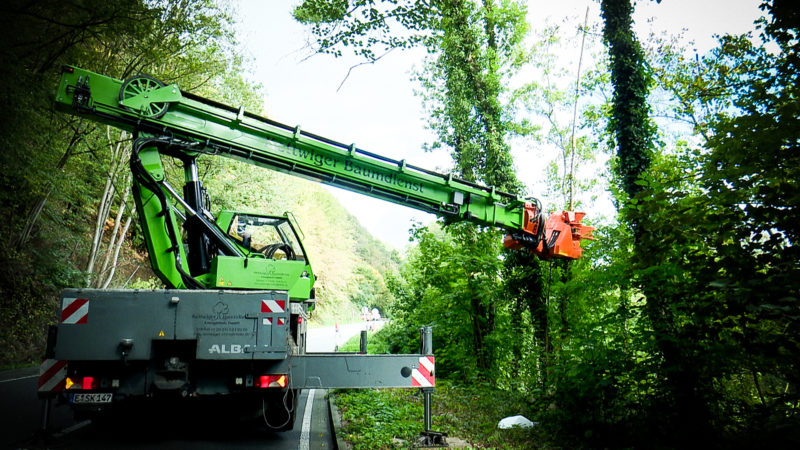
[333,381,546,449]
[333,333,546,448]
[0,362,38,372]
[334,389,425,448]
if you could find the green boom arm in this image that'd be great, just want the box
[55,66,593,284]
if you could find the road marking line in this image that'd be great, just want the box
[0,374,38,384]
[299,388,316,450]
[53,419,92,438]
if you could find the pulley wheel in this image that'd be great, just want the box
[119,75,169,119]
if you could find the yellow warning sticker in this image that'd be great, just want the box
[158,330,165,337]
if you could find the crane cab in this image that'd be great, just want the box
[202,211,315,302]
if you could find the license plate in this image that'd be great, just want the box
[71,393,113,404]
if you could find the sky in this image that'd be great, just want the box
[233,0,764,250]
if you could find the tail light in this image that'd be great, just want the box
[257,374,288,388]
[82,376,95,390]
[65,376,98,390]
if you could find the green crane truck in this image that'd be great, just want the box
[37,66,593,437]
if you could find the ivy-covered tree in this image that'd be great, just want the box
[595,0,800,445]
[296,0,534,377]
[600,0,719,443]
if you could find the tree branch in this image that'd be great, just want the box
[336,48,396,92]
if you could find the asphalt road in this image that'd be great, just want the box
[3,387,334,449]
[1,366,73,448]
[0,323,366,449]
[306,321,381,352]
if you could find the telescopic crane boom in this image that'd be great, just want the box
[55,66,593,292]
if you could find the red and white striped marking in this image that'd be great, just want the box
[61,298,89,324]
[261,299,285,313]
[411,356,435,387]
[38,359,67,392]
[261,317,285,326]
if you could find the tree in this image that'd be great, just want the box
[640,0,800,441]
[586,0,800,444]
[386,223,505,379]
[600,0,720,443]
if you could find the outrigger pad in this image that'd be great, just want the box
[418,430,448,448]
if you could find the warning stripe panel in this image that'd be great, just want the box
[419,355,434,373]
[261,299,286,313]
[61,297,89,324]
[38,359,67,392]
[411,356,435,387]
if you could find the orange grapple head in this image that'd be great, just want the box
[504,208,595,260]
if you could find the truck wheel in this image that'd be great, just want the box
[262,389,297,431]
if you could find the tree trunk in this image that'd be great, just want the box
[85,128,128,285]
[102,215,132,289]
[469,292,493,372]
[509,295,524,378]
[85,167,116,285]
[558,261,571,347]
[96,173,131,287]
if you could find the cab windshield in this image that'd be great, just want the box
[226,214,304,260]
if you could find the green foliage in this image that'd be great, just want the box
[127,277,164,290]
[293,0,431,61]
[418,0,526,191]
[509,24,607,211]
[555,0,800,445]
[296,1,800,447]
[293,0,349,24]
[383,223,510,380]
[350,265,395,317]
[295,0,526,192]
[635,6,800,440]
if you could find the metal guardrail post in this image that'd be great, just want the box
[359,330,368,354]
[420,326,433,355]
